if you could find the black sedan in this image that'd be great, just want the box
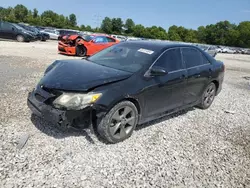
[0,21,36,42]
[27,41,225,143]
[18,23,50,41]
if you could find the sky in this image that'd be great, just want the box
[1,0,250,30]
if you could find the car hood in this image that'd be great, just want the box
[39,59,132,92]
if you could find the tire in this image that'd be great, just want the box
[97,101,139,144]
[40,36,46,42]
[75,37,82,43]
[198,82,216,109]
[76,45,87,57]
[16,35,25,42]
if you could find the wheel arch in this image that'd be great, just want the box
[211,80,219,92]
[124,97,141,115]
[105,97,141,115]
[16,33,24,39]
[91,96,142,135]
[76,44,87,56]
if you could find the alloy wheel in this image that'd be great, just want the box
[203,84,216,106]
[17,35,24,42]
[109,106,136,140]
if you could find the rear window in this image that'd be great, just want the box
[182,48,203,68]
[106,37,116,42]
[1,22,12,30]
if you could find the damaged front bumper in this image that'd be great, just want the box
[58,41,76,55]
[27,89,93,129]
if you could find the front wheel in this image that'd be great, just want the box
[198,82,216,109]
[97,101,139,144]
[76,45,87,57]
[16,35,25,42]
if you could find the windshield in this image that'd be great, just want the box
[13,24,26,31]
[20,25,38,33]
[30,27,39,33]
[83,35,94,42]
[88,43,157,73]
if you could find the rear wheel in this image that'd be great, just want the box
[16,35,25,42]
[76,45,87,57]
[198,82,216,109]
[97,101,139,144]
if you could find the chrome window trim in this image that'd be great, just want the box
[181,47,212,69]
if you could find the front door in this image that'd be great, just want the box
[143,48,188,117]
[181,47,213,105]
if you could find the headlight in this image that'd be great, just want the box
[23,31,33,36]
[53,92,102,110]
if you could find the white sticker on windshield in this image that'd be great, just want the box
[138,48,154,55]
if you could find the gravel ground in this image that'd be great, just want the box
[0,40,250,188]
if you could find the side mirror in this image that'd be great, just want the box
[145,66,167,77]
[12,27,15,31]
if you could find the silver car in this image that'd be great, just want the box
[197,45,217,57]
[40,29,59,40]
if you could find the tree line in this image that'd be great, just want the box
[0,4,250,48]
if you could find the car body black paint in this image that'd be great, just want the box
[0,21,36,42]
[39,59,132,92]
[28,41,224,129]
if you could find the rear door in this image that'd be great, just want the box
[181,47,213,105]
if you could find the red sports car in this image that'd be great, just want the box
[58,34,120,57]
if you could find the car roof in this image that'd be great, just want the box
[123,40,198,52]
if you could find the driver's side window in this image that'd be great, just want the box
[94,36,108,43]
[154,48,183,72]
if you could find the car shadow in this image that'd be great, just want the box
[30,114,95,144]
[58,53,74,57]
[31,107,196,144]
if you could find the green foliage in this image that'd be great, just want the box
[124,18,135,34]
[14,4,28,22]
[237,21,250,48]
[111,18,123,34]
[101,17,112,34]
[133,24,146,37]
[69,14,77,27]
[168,25,182,41]
[33,8,38,18]
[0,4,250,48]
